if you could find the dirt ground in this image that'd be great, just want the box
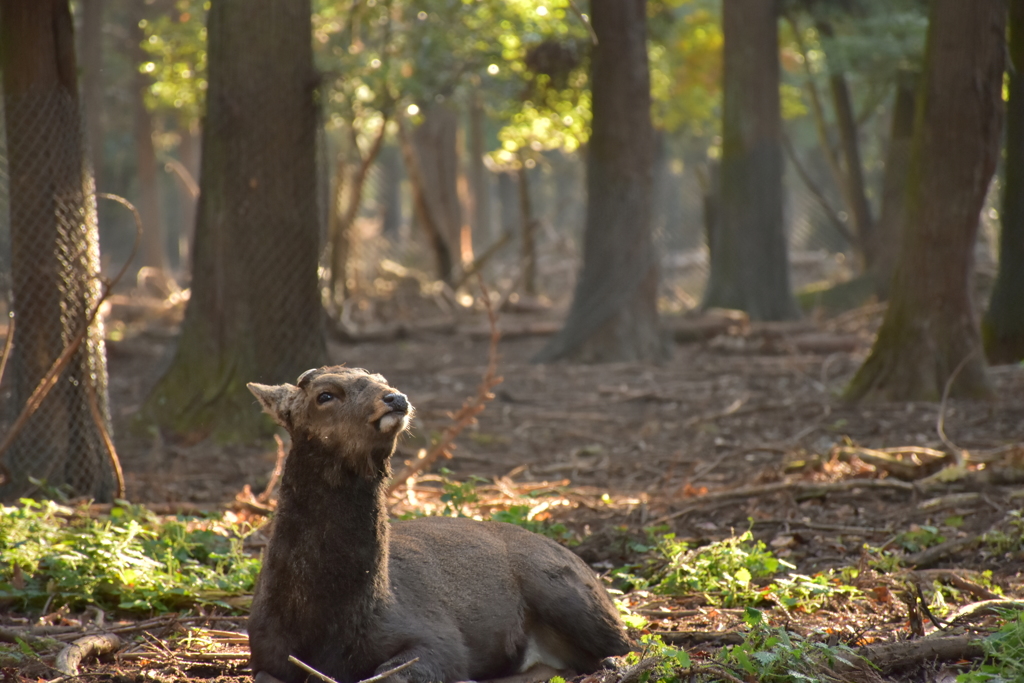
[6,289,1024,683]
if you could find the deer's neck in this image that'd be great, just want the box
[267,433,393,636]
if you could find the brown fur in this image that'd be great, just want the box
[246,366,630,683]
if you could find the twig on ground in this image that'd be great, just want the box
[832,446,937,481]
[617,657,659,683]
[949,599,1024,625]
[55,634,122,676]
[388,277,502,495]
[937,348,979,467]
[288,655,419,683]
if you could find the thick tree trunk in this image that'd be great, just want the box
[0,0,114,500]
[130,13,168,273]
[984,0,1024,364]
[702,0,799,321]
[872,75,916,299]
[143,0,325,441]
[535,0,665,363]
[845,0,1004,402]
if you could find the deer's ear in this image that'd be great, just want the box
[248,382,299,428]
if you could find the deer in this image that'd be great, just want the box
[246,366,630,683]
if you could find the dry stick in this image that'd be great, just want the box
[85,379,125,499]
[387,276,502,495]
[288,655,419,683]
[567,0,598,45]
[256,434,287,504]
[0,194,141,473]
[937,347,980,467]
[55,633,123,676]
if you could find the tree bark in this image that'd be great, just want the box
[702,0,799,321]
[143,0,325,441]
[535,0,665,363]
[984,0,1024,364]
[130,12,168,273]
[819,21,874,267]
[872,74,916,299]
[0,0,114,500]
[845,0,1004,402]
[398,117,453,283]
[411,101,461,268]
[518,159,537,296]
[379,144,403,239]
[468,93,492,244]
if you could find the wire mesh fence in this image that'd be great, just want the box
[0,88,115,503]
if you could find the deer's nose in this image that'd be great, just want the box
[383,392,408,414]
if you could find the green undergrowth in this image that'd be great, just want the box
[0,499,261,614]
[624,608,863,683]
[613,528,861,611]
[958,609,1024,682]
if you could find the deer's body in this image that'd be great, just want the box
[247,367,629,683]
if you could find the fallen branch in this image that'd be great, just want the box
[387,278,502,495]
[55,633,122,675]
[906,569,1001,602]
[833,446,939,481]
[855,633,983,674]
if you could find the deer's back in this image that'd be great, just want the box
[384,516,629,678]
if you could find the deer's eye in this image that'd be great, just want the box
[316,392,335,405]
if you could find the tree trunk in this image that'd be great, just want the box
[172,122,200,272]
[130,12,168,273]
[143,0,325,441]
[983,0,1024,364]
[819,21,874,267]
[411,102,461,268]
[518,159,537,296]
[468,94,492,244]
[702,0,799,321]
[872,74,916,299]
[535,0,664,363]
[845,0,1004,402]
[328,121,387,305]
[398,118,453,283]
[0,0,114,500]
[379,144,403,239]
[80,0,104,190]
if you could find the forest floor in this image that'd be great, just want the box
[4,277,1024,683]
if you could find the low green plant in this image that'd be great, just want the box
[621,633,692,683]
[436,469,487,517]
[489,505,574,543]
[983,511,1024,556]
[717,607,861,682]
[767,571,861,612]
[895,525,946,553]
[0,499,261,614]
[615,530,792,607]
[957,610,1024,682]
